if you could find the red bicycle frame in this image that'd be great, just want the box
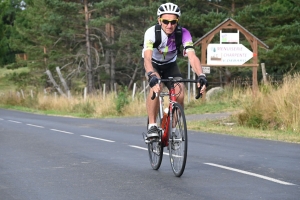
[156,78,202,147]
[160,86,177,148]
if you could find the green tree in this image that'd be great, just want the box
[11,0,105,92]
[92,0,155,90]
[236,0,300,75]
[6,0,298,93]
[0,0,23,66]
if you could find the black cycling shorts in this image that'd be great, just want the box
[152,61,182,78]
[152,61,183,90]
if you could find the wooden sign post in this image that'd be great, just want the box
[194,18,269,96]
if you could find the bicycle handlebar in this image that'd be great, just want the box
[150,78,203,100]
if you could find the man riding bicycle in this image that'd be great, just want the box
[142,2,208,138]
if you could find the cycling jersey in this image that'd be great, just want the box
[142,25,194,65]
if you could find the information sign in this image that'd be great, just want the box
[207,44,253,65]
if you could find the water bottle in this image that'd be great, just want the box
[161,107,168,129]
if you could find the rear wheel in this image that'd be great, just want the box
[147,106,163,170]
[168,103,187,177]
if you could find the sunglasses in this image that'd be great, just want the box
[160,18,178,25]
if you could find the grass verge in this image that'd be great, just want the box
[187,118,300,143]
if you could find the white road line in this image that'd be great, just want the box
[129,145,148,151]
[204,163,296,186]
[129,145,169,155]
[8,120,22,123]
[0,118,4,120]
[26,124,44,128]
[50,129,74,135]
[81,135,115,143]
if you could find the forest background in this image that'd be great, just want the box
[1,0,300,95]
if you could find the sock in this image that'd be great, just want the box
[148,123,157,129]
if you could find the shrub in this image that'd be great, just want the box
[116,87,129,113]
[72,101,95,117]
[237,73,300,131]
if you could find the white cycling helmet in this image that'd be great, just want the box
[157,3,181,17]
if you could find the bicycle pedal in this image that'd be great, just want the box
[142,132,150,144]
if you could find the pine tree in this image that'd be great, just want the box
[236,0,300,74]
[0,0,23,67]
[11,0,105,92]
[91,0,155,90]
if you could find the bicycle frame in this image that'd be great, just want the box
[159,85,177,148]
[157,78,202,146]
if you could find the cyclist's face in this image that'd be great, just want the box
[158,14,178,35]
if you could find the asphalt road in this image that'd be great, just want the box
[0,109,299,200]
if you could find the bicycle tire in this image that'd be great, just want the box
[168,102,187,177]
[147,110,163,170]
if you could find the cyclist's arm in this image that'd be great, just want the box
[144,49,160,93]
[186,50,203,76]
[185,46,206,91]
[143,29,160,93]
[144,49,154,75]
[143,27,158,76]
[182,28,204,77]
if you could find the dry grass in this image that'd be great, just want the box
[188,118,300,143]
[122,96,147,117]
[0,91,146,118]
[37,93,126,117]
[237,73,300,132]
[1,74,300,143]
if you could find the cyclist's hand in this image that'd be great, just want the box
[197,74,208,93]
[149,74,158,87]
[148,73,159,88]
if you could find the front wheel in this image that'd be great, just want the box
[169,103,187,177]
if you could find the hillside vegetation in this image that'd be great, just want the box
[1,0,299,93]
[1,0,299,143]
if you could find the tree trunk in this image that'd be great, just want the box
[231,0,235,17]
[45,70,66,97]
[128,66,138,89]
[225,67,231,85]
[56,66,70,95]
[44,46,47,67]
[110,24,115,91]
[105,18,111,91]
[110,52,115,90]
[104,50,110,90]
[84,0,93,94]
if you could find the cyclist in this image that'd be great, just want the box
[142,2,208,138]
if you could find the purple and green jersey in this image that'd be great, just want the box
[142,25,194,65]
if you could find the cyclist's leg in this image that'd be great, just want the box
[175,82,185,108]
[146,88,160,124]
[146,63,163,137]
[146,66,162,124]
[146,88,160,137]
[162,61,184,129]
[168,62,184,108]
[161,61,184,99]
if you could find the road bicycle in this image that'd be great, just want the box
[143,77,202,177]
